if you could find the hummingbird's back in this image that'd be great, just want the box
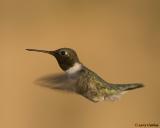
[75,66,113,102]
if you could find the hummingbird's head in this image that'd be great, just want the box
[51,48,81,71]
[26,48,81,72]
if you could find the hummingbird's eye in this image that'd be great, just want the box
[60,51,67,56]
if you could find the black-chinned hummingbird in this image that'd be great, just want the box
[26,48,144,102]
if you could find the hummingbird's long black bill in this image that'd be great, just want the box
[26,49,53,54]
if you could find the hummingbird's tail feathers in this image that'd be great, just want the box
[111,83,144,91]
[105,83,144,101]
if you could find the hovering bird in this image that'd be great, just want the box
[26,48,143,102]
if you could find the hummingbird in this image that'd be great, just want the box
[26,48,144,102]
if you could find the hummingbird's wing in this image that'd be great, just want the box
[35,73,78,92]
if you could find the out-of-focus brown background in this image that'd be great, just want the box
[1,0,160,128]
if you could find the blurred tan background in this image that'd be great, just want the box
[1,0,160,128]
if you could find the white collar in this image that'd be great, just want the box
[66,63,82,75]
